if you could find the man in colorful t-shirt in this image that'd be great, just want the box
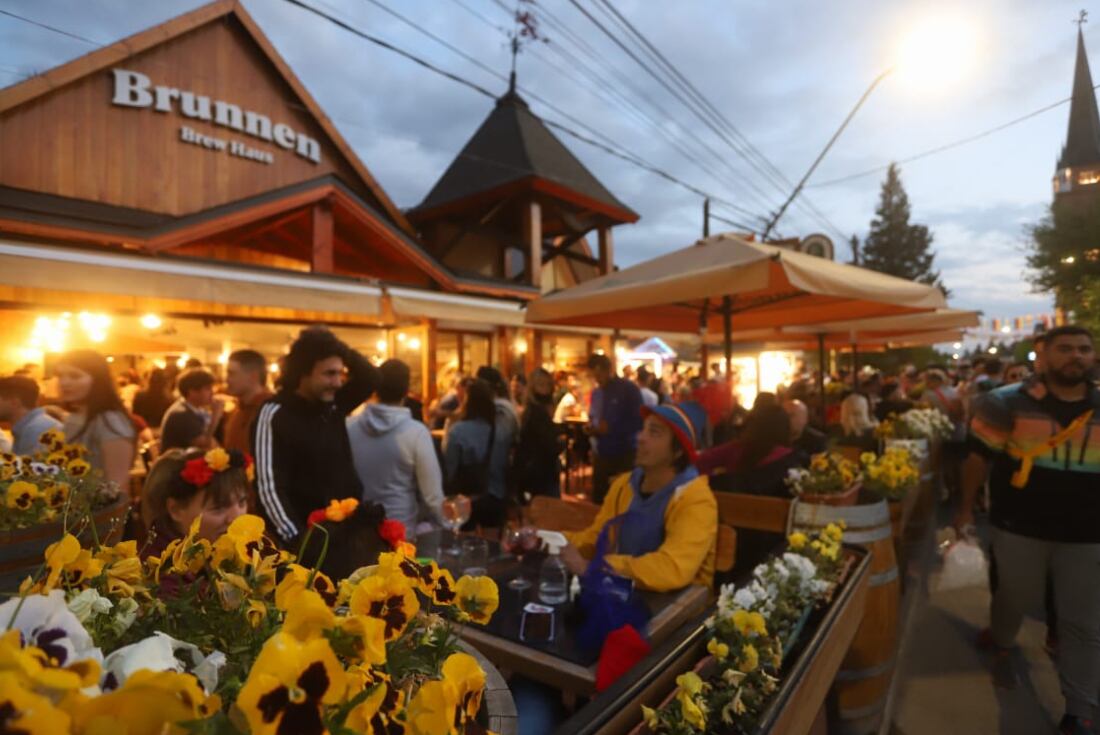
[956,325,1100,735]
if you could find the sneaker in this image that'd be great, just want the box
[991,648,1018,690]
[1058,714,1095,734]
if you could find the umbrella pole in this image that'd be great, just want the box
[722,296,732,380]
[851,343,859,380]
[817,333,827,428]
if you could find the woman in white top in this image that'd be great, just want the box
[58,349,136,495]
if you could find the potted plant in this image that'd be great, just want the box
[785,452,861,506]
[0,429,127,591]
[859,448,919,502]
[2,507,508,734]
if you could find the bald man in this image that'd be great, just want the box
[784,399,827,462]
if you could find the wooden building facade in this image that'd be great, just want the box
[0,0,637,398]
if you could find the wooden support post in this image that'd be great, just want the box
[597,226,614,275]
[524,200,542,287]
[498,327,513,377]
[525,328,541,375]
[701,343,710,380]
[423,320,438,403]
[310,198,334,274]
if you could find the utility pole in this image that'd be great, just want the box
[703,197,710,237]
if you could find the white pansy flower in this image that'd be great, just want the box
[102,632,226,694]
[0,591,103,670]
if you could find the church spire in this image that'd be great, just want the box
[1058,16,1100,170]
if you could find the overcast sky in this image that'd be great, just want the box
[1,0,1092,325]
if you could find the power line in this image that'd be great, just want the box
[0,8,102,46]
[589,0,850,242]
[281,0,769,224]
[808,89,1094,188]
[570,0,849,241]
[360,0,764,222]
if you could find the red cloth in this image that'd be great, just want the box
[595,624,651,692]
[695,440,792,476]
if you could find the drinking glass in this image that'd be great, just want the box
[502,525,540,590]
[441,494,472,556]
[461,536,489,577]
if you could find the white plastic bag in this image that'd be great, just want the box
[935,537,989,592]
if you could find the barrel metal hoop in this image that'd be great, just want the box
[834,655,896,682]
[868,567,899,587]
[837,696,888,720]
[839,525,893,544]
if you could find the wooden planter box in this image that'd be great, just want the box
[569,548,870,735]
[0,495,128,592]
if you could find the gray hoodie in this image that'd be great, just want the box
[347,403,444,532]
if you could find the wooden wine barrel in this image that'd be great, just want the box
[0,495,129,593]
[790,498,899,735]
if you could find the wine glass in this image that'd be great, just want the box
[502,525,540,590]
[441,494,472,556]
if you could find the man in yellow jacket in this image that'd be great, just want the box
[561,401,717,592]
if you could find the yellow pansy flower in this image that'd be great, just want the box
[66,669,219,735]
[245,600,268,628]
[237,633,346,735]
[443,652,486,723]
[345,681,400,734]
[204,447,231,471]
[453,575,499,626]
[41,534,80,591]
[64,459,90,477]
[43,482,69,509]
[707,638,730,660]
[641,704,660,729]
[0,672,71,735]
[0,629,99,692]
[677,689,707,730]
[282,589,336,641]
[275,564,338,609]
[405,679,457,735]
[676,671,704,696]
[105,556,144,597]
[350,568,420,640]
[731,609,768,638]
[6,481,40,510]
[787,532,807,550]
[336,614,388,666]
[739,644,760,673]
[39,429,66,452]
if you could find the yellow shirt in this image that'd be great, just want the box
[565,471,717,592]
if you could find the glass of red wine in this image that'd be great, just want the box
[502,525,540,590]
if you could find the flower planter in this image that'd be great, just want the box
[0,494,128,593]
[458,641,517,735]
[628,655,716,735]
[798,482,861,507]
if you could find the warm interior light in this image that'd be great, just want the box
[988,347,998,354]
[269,363,280,373]
[176,353,190,369]
[397,333,407,343]
[140,313,162,330]
[895,13,978,92]
[514,338,528,354]
[376,339,387,353]
[408,337,422,350]
[952,342,962,349]
[1000,325,1011,334]
[217,351,230,365]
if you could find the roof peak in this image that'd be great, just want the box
[1058,26,1100,169]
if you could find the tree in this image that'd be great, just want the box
[861,163,944,291]
[848,234,860,265]
[1027,197,1100,334]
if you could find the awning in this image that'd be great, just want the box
[0,240,384,324]
[387,286,525,327]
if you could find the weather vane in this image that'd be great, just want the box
[1075,9,1088,28]
[507,0,547,92]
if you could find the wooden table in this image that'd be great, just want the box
[416,530,710,696]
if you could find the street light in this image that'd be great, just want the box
[763,15,975,238]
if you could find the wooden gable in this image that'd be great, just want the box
[0,1,411,230]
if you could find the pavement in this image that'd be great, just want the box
[889,509,1066,735]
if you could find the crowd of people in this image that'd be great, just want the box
[4,322,1099,732]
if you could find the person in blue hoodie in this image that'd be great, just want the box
[347,359,445,537]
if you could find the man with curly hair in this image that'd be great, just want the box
[252,326,377,544]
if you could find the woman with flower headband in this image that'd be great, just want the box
[140,447,252,563]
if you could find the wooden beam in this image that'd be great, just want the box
[541,231,586,263]
[423,319,438,402]
[311,198,334,274]
[597,226,614,275]
[524,200,542,287]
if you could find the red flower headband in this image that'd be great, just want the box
[181,448,254,488]
[307,498,407,551]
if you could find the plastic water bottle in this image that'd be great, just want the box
[535,530,569,605]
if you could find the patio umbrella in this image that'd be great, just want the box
[525,233,949,372]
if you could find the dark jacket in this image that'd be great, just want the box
[251,351,376,543]
[515,398,562,495]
